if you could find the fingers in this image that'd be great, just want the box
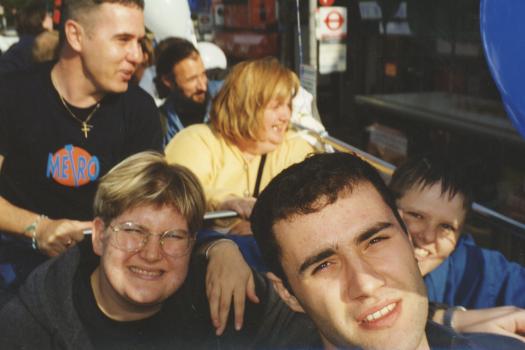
[233,285,246,331]
[221,197,256,219]
[37,219,91,256]
[217,292,232,335]
[246,274,260,304]
[206,273,222,331]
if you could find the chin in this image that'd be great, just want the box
[127,288,168,306]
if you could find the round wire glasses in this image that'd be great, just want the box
[108,221,194,258]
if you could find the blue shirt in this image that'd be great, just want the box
[425,234,525,308]
[161,80,222,147]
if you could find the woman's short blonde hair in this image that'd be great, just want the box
[93,151,205,234]
[211,57,300,145]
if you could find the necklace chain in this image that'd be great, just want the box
[58,93,101,139]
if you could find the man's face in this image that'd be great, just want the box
[76,3,145,94]
[172,53,208,104]
[397,182,467,276]
[272,183,429,350]
[92,204,192,319]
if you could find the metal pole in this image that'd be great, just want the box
[309,0,317,67]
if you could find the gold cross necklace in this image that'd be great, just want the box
[58,93,101,138]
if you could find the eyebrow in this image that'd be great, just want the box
[354,222,393,245]
[297,221,394,276]
[298,248,336,275]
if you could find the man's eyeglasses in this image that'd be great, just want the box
[108,222,194,258]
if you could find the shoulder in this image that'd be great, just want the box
[170,124,217,144]
[0,62,49,94]
[165,124,218,159]
[118,84,158,111]
[0,249,80,345]
[208,80,224,96]
[278,130,317,156]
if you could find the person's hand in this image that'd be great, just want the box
[205,240,260,335]
[35,218,91,256]
[453,306,525,342]
[228,219,253,236]
[219,196,256,219]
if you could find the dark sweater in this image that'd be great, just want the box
[0,240,318,349]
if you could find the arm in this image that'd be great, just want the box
[0,156,91,256]
[201,238,259,335]
[0,196,90,256]
[433,305,525,341]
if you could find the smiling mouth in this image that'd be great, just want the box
[271,124,287,133]
[360,302,397,324]
[413,246,431,260]
[129,266,164,279]
[120,70,134,81]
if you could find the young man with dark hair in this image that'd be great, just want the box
[389,154,525,309]
[155,37,222,146]
[0,0,162,290]
[250,152,524,349]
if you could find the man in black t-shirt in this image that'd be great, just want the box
[0,0,162,290]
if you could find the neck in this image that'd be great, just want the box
[52,56,104,107]
[321,333,430,350]
[90,267,162,322]
[235,139,264,161]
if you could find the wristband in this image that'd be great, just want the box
[443,306,467,328]
[204,239,237,260]
[24,215,48,251]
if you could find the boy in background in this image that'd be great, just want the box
[389,154,525,309]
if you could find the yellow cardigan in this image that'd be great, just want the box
[165,124,315,211]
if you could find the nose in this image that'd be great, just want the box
[197,74,208,91]
[344,256,385,301]
[414,226,437,245]
[279,104,291,122]
[139,234,162,262]
[127,40,143,65]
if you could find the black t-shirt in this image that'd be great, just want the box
[0,63,162,220]
[72,244,218,349]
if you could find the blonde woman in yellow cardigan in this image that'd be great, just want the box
[165,57,315,235]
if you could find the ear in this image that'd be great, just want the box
[92,217,106,257]
[266,272,305,313]
[63,19,84,52]
[161,74,175,90]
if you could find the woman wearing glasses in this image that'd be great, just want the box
[0,152,211,348]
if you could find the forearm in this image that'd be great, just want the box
[0,196,42,238]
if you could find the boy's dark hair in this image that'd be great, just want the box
[251,152,406,283]
[389,154,473,211]
[154,37,200,98]
[16,1,48,36]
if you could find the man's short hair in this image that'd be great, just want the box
[15,1,48,36]
[251,152,406,282]
[389,154,473,211]
[154,37,200,98]
[62,0,144,21]
[59,0,144,47]
[93,151,205,235]
[211,57,299,146]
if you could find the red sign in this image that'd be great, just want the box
[324,10,344,31]
[319,0,335,6]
